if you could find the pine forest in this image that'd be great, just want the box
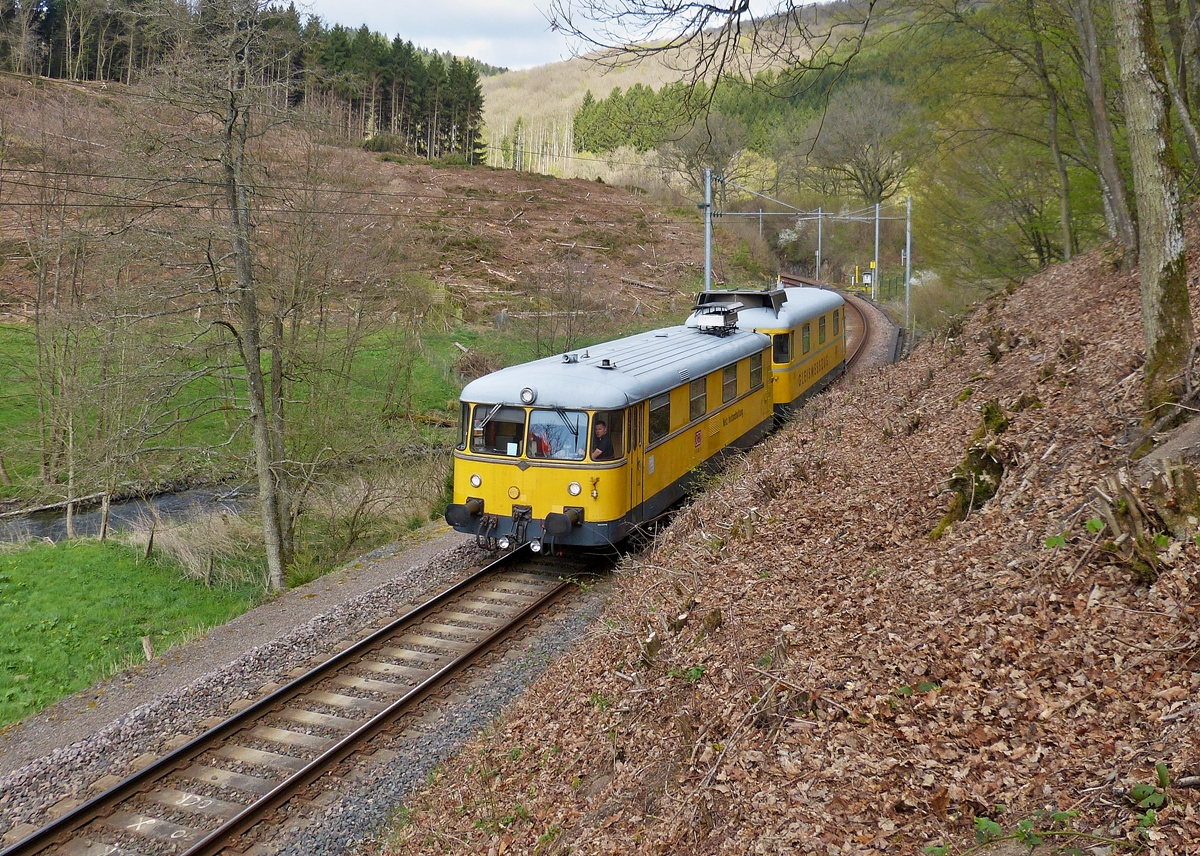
[0,0,488,161]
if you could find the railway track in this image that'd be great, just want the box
[2,549,604,856]
[841,295,870,370]
[777,273,873,371]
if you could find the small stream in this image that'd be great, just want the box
[0,485,254,543]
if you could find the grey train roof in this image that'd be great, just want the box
[686,287,843,333]
[459,325,771,410]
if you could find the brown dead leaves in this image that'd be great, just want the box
[381,218,1200,855]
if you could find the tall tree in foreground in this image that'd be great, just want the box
[1110,0,1193,421]
[142,0,290,588]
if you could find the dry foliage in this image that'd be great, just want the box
[377,219,1200,855]
[121,510,261,586]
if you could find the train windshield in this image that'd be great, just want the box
[527,409,588,460]
[470,405,527,456]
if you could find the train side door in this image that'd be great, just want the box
[627,403,645,521]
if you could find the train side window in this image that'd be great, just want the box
[802,323,811,354]
[457,402,469,450]
[772,332,791,364]
[750,352,763,389]
[689,378,707,422]
[470,405,526,456]
[833,308,840,336]
[819,316,827,344]
[649,393,671,443]
[591,410,625,460]
[722,364,737,403]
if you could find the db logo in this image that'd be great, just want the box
[694,430,702,448]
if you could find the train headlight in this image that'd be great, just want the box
[530,539,543,553]
[470,474,482,488]
[567,481,582,496]
[520,386,537,404]
[508,486,521,499]
[498,536,511,550]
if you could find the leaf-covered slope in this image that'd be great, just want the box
[382,218,1200,854]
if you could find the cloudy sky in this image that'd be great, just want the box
[302,0,576,71]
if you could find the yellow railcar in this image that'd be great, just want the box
[445,317,775,550]
[689,286,845,418]
[445,287,845,551]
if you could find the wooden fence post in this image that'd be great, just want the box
[99,493,111,542]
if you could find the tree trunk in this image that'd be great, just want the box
[1186,0,1200,113]
[1111,0,1193,420]
[1026,0,1074,260]
[270,312,294,567]
[223,74,285,590]
[1070,0,1137,254]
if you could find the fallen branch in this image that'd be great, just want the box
[620,276,669,293]
[0,492,108,519]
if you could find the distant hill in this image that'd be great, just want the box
[480,52,687,177]
[477,8,830,177]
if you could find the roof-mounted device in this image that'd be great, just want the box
[692,302,743,336]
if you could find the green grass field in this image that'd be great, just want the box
[0,539,261,727]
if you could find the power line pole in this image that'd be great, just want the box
[816,206,823,281]
[905,195,912,332]
[703,167,713,291]
[872,202,880,302]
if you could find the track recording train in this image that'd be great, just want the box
[444,286,846,551]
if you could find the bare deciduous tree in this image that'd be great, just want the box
[136,0,293,588]
[547,0,879,109]
[655,111,750,201]
[797,83,919,205]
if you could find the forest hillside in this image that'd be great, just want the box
[380,217,1200,854]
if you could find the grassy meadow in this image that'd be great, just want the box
[0,539,260,727]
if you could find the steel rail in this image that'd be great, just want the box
[841,296,871,371]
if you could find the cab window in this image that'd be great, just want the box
[589,410,625,461]
[833,308,840,336]
[527,409,587,460]
[772,332,791,364]
[649,393,671,443]
[470,405,526,456]
[457,402,469,450]
[750,353,763,388]
[722,364,737,403]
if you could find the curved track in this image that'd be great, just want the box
[840,295,870,370]
[777,273,872,372]
[2,550,603,856]
[5,276,882,856]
